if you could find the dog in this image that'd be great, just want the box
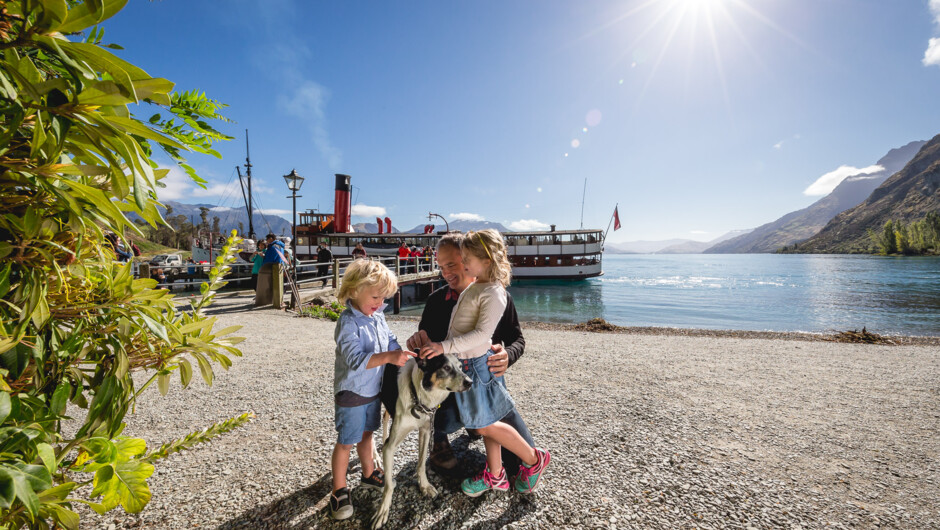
[371,353,472,529]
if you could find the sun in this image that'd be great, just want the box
[590,0,802,107]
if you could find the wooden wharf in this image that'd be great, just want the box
[289,255,441,313]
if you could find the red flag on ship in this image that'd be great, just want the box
[613,206,621,231]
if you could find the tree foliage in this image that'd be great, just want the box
[0,1,250,527]
[868,213,940,255]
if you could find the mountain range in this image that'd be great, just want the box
[131,201,293,238]
[706,140,926,253]
[796,134,940,252]
[604,230,752,254]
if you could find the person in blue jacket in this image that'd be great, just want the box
[263,233,287,264]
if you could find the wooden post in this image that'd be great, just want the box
[395,256,401,277]
[393,289,401,314]
[272,263,284,309]
[332,258,339,288]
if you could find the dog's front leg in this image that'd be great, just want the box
[371,421,406,530]
[416,420,438,498]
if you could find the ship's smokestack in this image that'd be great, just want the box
[334,174,351,233]
[384,217,392,234]
[376,217,383,234]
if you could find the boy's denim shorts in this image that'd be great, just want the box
[334,399,381,445]
[453,350,517,430]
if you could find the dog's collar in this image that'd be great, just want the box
[409,378,436,419]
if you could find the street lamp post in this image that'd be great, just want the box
[283,169,305,290]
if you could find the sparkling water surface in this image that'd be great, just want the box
[401,254,940,336]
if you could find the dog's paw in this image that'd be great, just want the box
[420,483,439,498]
[371,509,389,530]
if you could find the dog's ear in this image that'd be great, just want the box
[415,356,428,370]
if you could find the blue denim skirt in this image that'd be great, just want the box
[453,350,516,429]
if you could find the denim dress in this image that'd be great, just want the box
[453,349,517,429]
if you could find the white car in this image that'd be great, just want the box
[150,254,183,267]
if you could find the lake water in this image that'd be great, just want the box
[402,254,940,336]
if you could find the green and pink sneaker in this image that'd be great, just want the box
[514,448,551,494]
[461,466,510,497]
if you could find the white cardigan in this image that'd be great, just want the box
[442,281,507,359]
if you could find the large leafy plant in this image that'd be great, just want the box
[0,1,251,527]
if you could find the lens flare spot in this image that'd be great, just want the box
[619,79,624,84]
[571,139,580,148]
[525,204,530,208]
[537,187,543,192]
[585,109,602,127]
[582,127,588,133]
[564,153,569,157]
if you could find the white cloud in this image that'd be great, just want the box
[924,38,940,66]
[449,212,484,222]
[351,203,386,217]
[773,141,784,150]
[803,164,884,196]
[156,166,239,202]
[155,166,192,201]
[210,206,232,212]
[925,1,940,66]
[508,219,550,231]
[254,208,291,216]
[191,180,242,198]
[277,82,342,170]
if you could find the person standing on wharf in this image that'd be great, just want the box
[382,233,533,474]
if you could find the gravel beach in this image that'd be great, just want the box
[80,294,940,529]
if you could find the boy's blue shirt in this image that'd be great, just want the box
[334,304,401,397]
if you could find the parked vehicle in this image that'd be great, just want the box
[149,254,183,267]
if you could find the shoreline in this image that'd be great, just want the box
[388,315,940,346]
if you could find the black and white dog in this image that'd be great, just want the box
[371,354,472,529]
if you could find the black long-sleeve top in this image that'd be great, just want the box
[418,285,526,366]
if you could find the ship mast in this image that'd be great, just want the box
[236,130,255,239]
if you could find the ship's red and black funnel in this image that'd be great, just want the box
[334,174,351,233]
[376,217,383,234]
[384,217,392,234]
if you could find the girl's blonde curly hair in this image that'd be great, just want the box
[336,259,398,306]
[461,229,511,287]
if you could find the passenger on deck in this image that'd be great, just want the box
[317,242,333,286]
[397,242,410,273]
[352,242,367,260]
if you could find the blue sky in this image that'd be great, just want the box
[105,0,940,243]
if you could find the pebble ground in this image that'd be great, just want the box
[78,295,939,529]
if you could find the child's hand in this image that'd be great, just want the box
[419,342,444,359]
[406,330,430,351]
[386,349,416,367]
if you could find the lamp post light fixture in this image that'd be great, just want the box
[283,169,304,286]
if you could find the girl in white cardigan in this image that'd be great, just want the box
[420,229,550,496]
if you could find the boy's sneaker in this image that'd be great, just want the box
[361,468,385,490]
[329,487,353,520]
[461,466,510,497]
[514,448,551,494]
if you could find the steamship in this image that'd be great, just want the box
[292,175,604,280]
[193,173,605,279]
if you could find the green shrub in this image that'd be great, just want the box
[0,1,250,527]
